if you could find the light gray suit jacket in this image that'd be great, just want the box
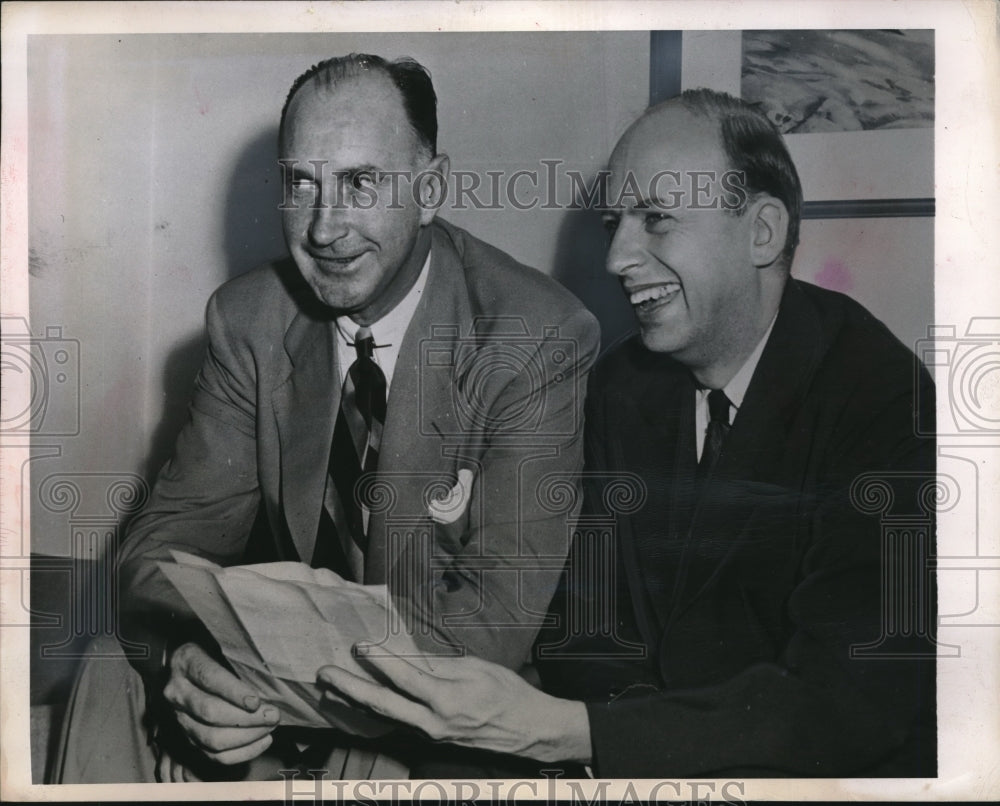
[118,219,600,679]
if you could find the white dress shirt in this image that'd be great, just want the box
[328,250,430,579]
[334,250,432,389]
[695,314,778,461]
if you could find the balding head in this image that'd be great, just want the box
[280,53,438,158]
[602,90,797,386]
[625,89,803,269]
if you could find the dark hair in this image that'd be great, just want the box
[678,88,803,268]
[279,53,438,156]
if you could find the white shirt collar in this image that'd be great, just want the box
[695,312,778,459]
[720,311,778,411]
[334,249,431,391]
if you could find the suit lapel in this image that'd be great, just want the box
[272,309,340,564]
[668,280,827,620]
[611,346,693,643]
[365,224,471,584]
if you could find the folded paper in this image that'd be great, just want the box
[156,551,423,736]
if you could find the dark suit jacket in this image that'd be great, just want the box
[537,279,936,778]
[118,219,599,682]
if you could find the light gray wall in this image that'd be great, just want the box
[28,33,649,555]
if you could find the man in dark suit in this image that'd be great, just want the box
[317,89,937,778]
[55,53,598,782]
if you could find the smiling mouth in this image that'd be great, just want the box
[627,282,681,312]
[311,252,366,271]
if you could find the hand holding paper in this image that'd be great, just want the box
[157,551,424,736]
[162,641,280,766]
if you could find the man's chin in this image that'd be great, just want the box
[293,259,368,304]
[638,326,687,356]
[306,282,364,315]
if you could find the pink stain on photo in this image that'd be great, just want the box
[815,257,854,294]
[194,87,210,116]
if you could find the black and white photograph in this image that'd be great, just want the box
[1,1,998,802]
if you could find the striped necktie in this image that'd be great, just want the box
[313,326,387,574]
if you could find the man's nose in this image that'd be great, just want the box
[605,218,643,277]
[307,201,351,247]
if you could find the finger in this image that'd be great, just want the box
[318,665,440,736]
[204,732,274,766]
[181,763,202,783]
[156,752,170,783]
[176,712,277,754]
[172,644,263,711]
[350,644,451,701]
[165,675,280,728]
[170,757,189,783]
[160,753,185,784]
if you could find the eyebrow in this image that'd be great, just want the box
[332,164,382,178]
[289,163,383,180]
[603,196,677,214]
[633,196,677,211]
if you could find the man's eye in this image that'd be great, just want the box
[351,171,377,190]
[602,216,620,236]
[644,213,672,232]
[291,179,317,193]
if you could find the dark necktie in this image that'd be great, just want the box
[697,388,731,479]
[313,326,387,573]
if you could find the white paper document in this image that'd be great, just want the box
[157,551,419,736]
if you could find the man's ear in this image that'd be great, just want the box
[749,194,789,268]
[417,153,450,225]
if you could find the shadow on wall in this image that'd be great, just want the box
[142,330,208,482]
[551,201,637,356]
[223,125,287,279]
[143,126,286,482]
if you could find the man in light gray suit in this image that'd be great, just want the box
[55,53,598,782]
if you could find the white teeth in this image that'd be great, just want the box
[629,284,679,306]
